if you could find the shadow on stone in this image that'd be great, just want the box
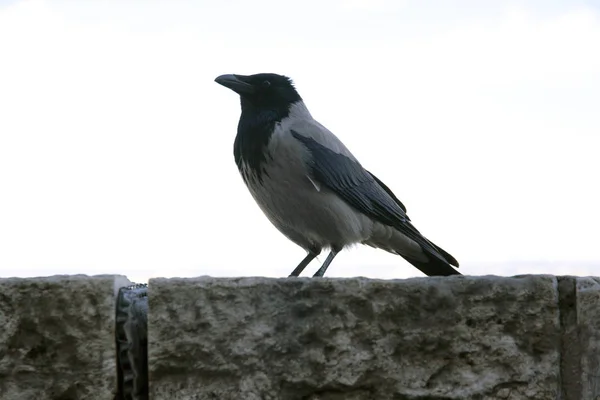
[115,283,149,400]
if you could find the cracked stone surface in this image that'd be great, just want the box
[0,274,130,400]
[148,275,561,400]
[576,277,600,399]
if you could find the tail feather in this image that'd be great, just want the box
[404,238,461,276]
[431,242,459,267]
[397,229,461,276]
[366,221,460,276]
[400,251,461,276]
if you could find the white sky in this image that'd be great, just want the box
[1,0,599,282]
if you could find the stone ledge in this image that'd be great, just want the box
[147,275,564,399]
[1,274,600,400]
[575,277,600,399]
[0,274,130,400]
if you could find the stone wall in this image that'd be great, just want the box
[0,275,131,400]
[1,274,599,399]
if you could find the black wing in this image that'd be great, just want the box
[291,130,459,274]
[366,170,407,214]
[292,131,408,227]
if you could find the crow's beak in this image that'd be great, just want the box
[215,74,255,96]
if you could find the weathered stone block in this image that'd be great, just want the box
[148,275,560,400]
[0,274,130,400]
[576,277,600,399]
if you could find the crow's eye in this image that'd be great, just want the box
[262,80,271,88]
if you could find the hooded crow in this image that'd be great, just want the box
[215,73,460,277]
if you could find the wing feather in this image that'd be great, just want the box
[290,129,458,270]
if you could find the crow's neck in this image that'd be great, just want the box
[234,103,291,183]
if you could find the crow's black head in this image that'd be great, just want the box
[215,73,302,111]
[216,73,304,182]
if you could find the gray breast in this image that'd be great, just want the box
[240,121,373,251]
